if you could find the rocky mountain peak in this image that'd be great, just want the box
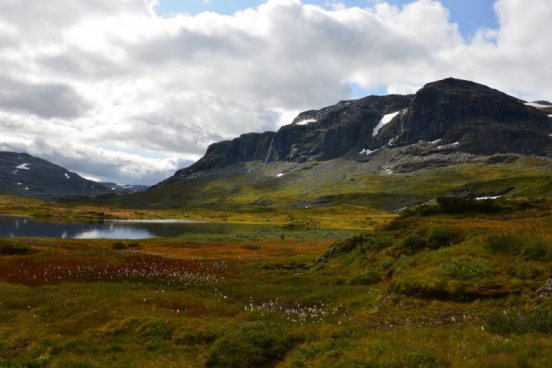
[168,78,552,182]
[375,78,551,154]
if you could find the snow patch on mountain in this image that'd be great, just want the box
[437,142,460,149]
[359,148,379,156]
[373,110,402,137]
[295,119,317,125]
[476,195,501,200]
[525,102,550,109]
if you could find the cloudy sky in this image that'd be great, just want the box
[1,0,550,184]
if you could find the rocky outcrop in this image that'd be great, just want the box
[376,78,552,154]
[173,94,413,178]
[170,78,552,181]
[183,131,276,174]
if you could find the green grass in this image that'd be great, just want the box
[0,157,552,367]
[1,198,551,366]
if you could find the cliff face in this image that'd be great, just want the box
[376,78,551,154]
[174,94,413,177]
[171,78,552,180]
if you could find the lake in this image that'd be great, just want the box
[0,215,276,239]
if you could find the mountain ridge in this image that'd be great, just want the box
[0,151,148,199]
[162,77,552,186]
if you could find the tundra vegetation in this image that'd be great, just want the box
[1,157,552,367]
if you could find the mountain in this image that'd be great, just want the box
[164,93,414,182]
[375,78,551,155]
[92,78,552,211]
[99,182,150,194]
[0,152,148,199]
[162,78,552,185]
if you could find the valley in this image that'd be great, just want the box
[1,78,552,367]
[1,195,552,367]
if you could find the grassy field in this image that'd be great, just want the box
[122,156,552,211]
[1,194,552,367]
[1,157,552,367]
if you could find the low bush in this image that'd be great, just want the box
[427,226,464,249]
[205,322,301,368]
[486,233,551,260]
[174,328,218,345]
[0,243,32,255]
[521,240,551,261]
[402,197,536,218]
[138,321,174,342]
[325,235,366,258]
[351,269,382,285]
[510,264,544,279]
[485,303,552,335]
[111,242,127,250]
[401,235,428,251]
[360,233,394,252]
[441,256,493,280]
[325,232,394,258]
[435,196,503,215]
[486,233,522,254]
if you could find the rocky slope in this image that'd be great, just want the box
[163,78,552,185]
[99,182,150,194]
[375,78,552,155]
[0,152,148,199]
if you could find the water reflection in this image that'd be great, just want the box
[0,216,276,239]
[75,228,153,239]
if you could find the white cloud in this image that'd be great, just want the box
[0,0,551,184]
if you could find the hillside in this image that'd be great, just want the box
[0,152,148,199]
[164,78,551,183]
[115,78,552,212]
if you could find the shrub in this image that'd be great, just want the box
[427,226,464,249]
[521,240,551,261]
[361,233,394,252]
[435,196,503,214]
[111,242,127,250]
[205,322,301,368]
[485,304,552,335]
[486,233,522,254]
[512,264,544,279]
[127,242,140,248]
[351,269,382,285]
[138,320,175,341]
[0,243,32,255]
[325,235,366,257]
[486,233,551,260]
[175,328,218,345]
[401,235,428,251]
[485,310,530,335]
[325,232,394,258]
[441,256,492,280]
